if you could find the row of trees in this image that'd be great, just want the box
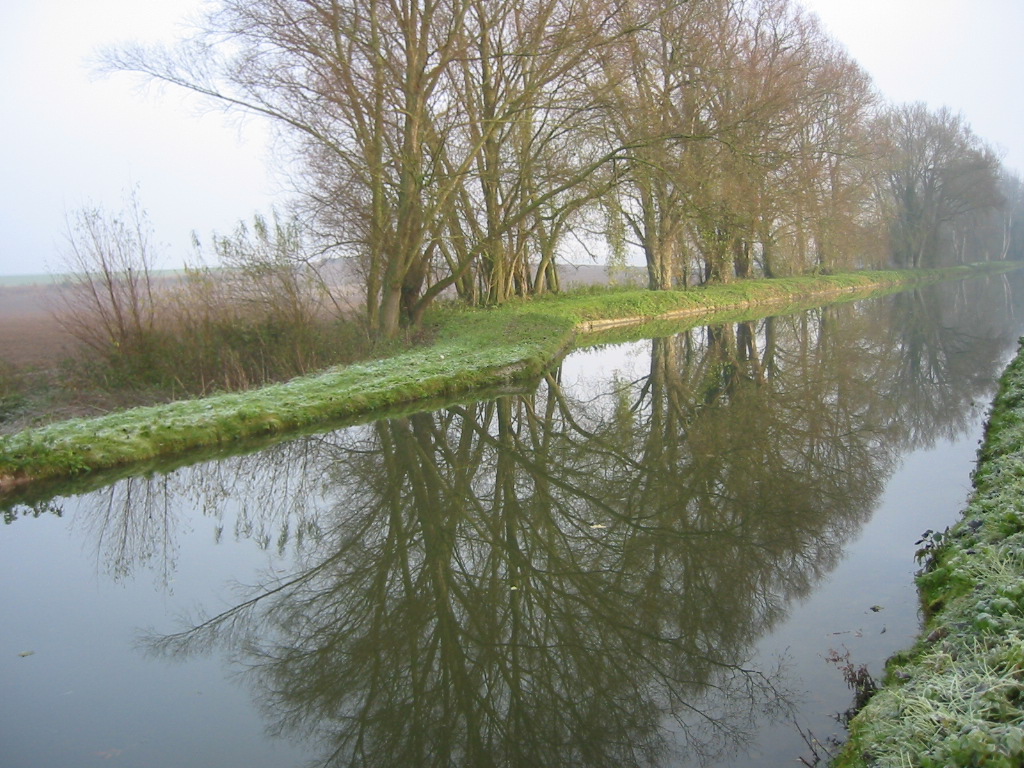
[109,0,1023,337]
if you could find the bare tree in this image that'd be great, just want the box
[996,172,1024,260]
[598,0,734,290]
[57,188,160,362]
[875,103,1003,268]
[109,0,475,337]
[102,0,1013,336]
[598,0,878,287]
[204,210,338,372]
[409,0,629,309]
[107,0,638,336]
[680,0,877,280]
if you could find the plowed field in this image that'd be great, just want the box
[0,283,73,368]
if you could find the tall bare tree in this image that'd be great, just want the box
[105,0,1014,338]
[598,0,734,290]
[682,0,877,280]
[875,103,1003,268]
[598,0,878,287]
[110,0,639,335]
[424,0,627,307]
[112,0,478,337]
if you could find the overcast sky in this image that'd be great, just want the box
[1,0,1022,276]
[802,0,1024,172]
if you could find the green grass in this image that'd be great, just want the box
[835,329,1024,767]
[0,263,1018,492]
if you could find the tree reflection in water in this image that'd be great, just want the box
[9,277,1021,767]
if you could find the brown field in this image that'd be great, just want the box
[0,283,75,369]
[0,262,627,377]
[0,262,633,433]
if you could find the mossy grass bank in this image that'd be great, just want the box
[0,263,1016,492]
[835,320,1024,766]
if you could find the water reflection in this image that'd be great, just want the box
[886,283,1009,447]
[4,276,1021,766]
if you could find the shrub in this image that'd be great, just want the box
[55,203,377,399]
[55,188,160,365]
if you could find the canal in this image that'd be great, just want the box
[2,273,1023,767]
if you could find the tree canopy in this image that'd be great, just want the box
[107,0,1020,336]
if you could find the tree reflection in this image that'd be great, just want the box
[885,280,1011,447]
[6,277,1022,766]
[150,400,799,766]
[134,279,1021,766]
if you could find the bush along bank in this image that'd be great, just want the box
[0,263,1018,492]
[835,338,1024,767]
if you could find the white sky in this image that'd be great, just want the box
[0,0,278,277]
[1,0,1022,276]
[801,0,1024,172]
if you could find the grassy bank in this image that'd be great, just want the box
[835,331,1024,765]
[0,263,1015,492]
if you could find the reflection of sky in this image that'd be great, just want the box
[0,501,305,768]
[560,340,651,399]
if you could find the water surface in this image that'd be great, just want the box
[2,275,1023,767]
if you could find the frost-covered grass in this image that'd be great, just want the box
[836,336,1024,768]
[0,263,1015,490]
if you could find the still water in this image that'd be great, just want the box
[3,275,1023,767]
